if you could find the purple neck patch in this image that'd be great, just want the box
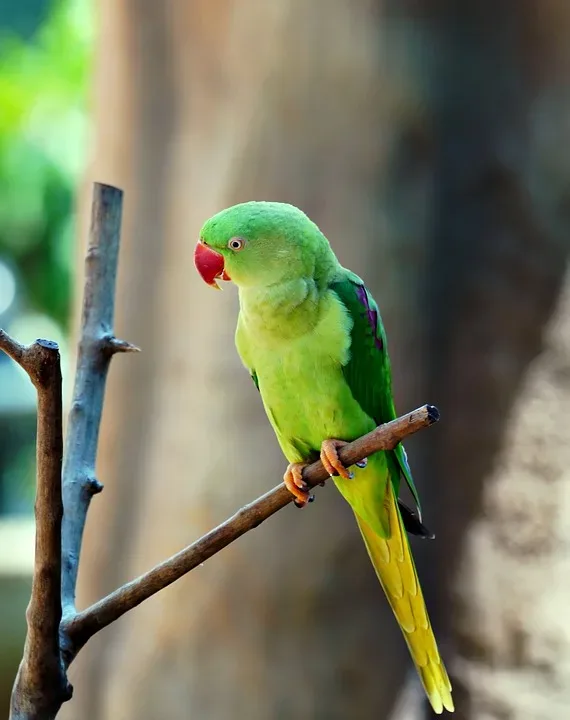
[354,283,383,351]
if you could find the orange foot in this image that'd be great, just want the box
[320,439,362,479]
[284,462,315,508]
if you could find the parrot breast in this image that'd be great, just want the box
[238,288,376,461]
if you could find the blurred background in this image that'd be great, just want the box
[1,1,570,718]
[0,0,89,709]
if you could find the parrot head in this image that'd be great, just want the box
[194,201,329,289]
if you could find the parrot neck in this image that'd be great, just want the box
[239,278,322,339]
[238,244,342,340]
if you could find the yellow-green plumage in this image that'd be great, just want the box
[199,201,454,714]
[357,497,453,713]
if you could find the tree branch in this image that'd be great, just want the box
[3,182,441,719]
[61,404,438,662]
[60,183,135,620]
[0,333,71,719]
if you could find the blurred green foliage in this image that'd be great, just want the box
[0,0,92,516]
[0,0,91,330]
[0,1,50,40]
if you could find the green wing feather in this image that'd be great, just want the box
[329,271,423,518]
[331,272,452,714]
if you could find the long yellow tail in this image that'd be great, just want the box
[355,484,454,714]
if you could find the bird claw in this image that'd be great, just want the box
[320,439,354,480]
[294,494,315,508]
[286,438,362,509]
[284,462,312,507]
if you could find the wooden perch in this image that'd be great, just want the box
[2,182,441,719]
[62,403,438,660]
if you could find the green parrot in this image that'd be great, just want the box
[194,201,453,714]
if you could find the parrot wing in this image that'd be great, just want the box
[331,272,452,713]
[329,271,424,519]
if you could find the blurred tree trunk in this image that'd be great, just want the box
[62,1,570,720]
[454,272,570,719]
[64,2,427,719]
[403,1,570,719]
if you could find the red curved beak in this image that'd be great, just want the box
[194,240,231,289]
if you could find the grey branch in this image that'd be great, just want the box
[60,183,126,619]
[61,404,439,660]
[0,333,70,719]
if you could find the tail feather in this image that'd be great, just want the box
[355,484,454,714]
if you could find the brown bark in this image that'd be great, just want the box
[0,334,68,719]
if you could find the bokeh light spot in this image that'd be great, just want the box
[0,260,17,316]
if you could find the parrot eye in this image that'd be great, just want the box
[228,237,246,251]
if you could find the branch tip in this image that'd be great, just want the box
[36,338,60,351]
[103,336,141,354]
[426,404,440,424]
[0,328,25,364]
[86,476,104,495]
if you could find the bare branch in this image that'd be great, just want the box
[61,404,438,662]
[3,182,442,719]
[0,330,25,367]
[0,334,71,719]
[60,183,129,619]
